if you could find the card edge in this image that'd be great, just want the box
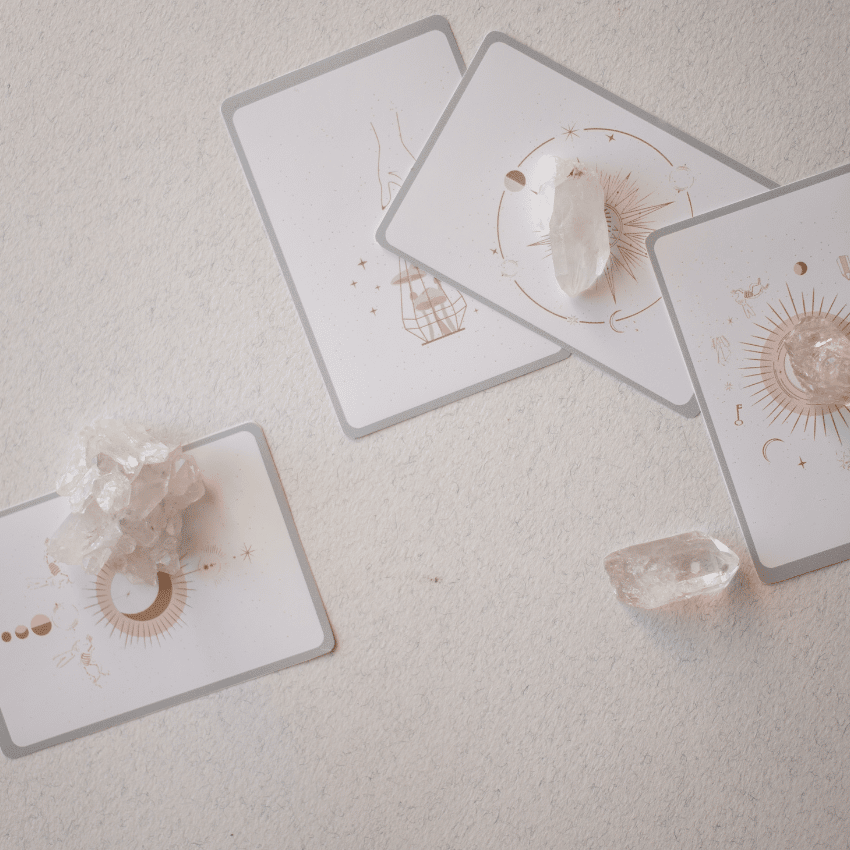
[647,164,850,583]
[377,31,779,417]
[0,421,335,758]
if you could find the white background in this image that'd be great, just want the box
[1,2,849,848]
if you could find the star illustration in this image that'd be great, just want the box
[358,259,368,270]
[241,544,254,562]
[370,307,377,315]
[606,134,615,142]
[491,248,498,255]
[562,125,578,141]
[725,382,733,391]
[375,285,381,290]
[727,317,734,324]
[798,457,807,469]
[351,280,358,288]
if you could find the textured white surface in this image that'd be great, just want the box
[1,2,848,848]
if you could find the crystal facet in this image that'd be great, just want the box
[784,316,850,404]
[47,420,204,584]
[603,531,740,609]
[545,159,610,296]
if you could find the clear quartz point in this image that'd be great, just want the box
[546,159,610,296]
[603,531,740,609]
[47,419,204,584]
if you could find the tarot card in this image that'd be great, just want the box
[648,164,850,582]
[0,423,333,757]
[378,32,776,415]
[222,19,566,438]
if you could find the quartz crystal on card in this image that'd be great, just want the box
[544,158,610,296]
[47,420,204,584]
[603,531,739,609]
[784,316,850,404]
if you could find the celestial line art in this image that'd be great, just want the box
[794,261,808,275]
[496,125,692,329]
[391,259,466,344]
[526,170,674,303]
[741,284,850,441]
[798,457,807,468]
[241,544,255,562]
[88,562,190,647]
[712,335,731,365]
[762,437,784,462]
[732,278,769,318]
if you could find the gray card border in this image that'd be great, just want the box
[221,18,569,440]
[0,422,335,758]
[377,30,780,419]
[647,163,850,584]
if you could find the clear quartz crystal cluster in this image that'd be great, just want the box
[544,158,610,296]
[46,420,204,584]
[603,531,740,609]
[784,316,850,404]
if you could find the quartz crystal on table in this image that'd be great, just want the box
[603,531,740,609]
[46,420,204,584]
[784,316,850,404]
[545,158,610,296]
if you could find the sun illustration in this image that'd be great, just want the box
[742,285,850,441]
[89,562,190,646]
[527,170,672,302]
[496,126,692,329]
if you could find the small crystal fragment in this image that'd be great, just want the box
[603,531,740,609]
[545,159,610,296]
[784,316,850,404]
[47,420,204,584]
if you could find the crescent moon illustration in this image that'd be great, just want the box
[95,564,188,644]
[609,310,625,333]
[762,438,784,462]
[124,572,173,622]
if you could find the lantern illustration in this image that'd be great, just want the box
[391,258,467,344]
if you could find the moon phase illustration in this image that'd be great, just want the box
[30,614,52,636]
[504,170,526,192]
[14,626,28,639]
[794,262,807,275]
[1,632,11,643]
[609,310,625,332]
[762,438,784,461]
[93,562,189,645]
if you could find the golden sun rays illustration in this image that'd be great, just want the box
[527,170,672,302]
[87,563,190,647]
[742,285,850,441]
